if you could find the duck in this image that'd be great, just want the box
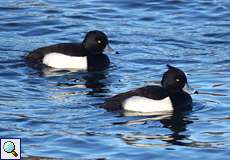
[102,65,194,113]
[25,30,114,71]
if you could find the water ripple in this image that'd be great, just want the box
[0,0,229,159]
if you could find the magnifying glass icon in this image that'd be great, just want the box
[3,141,18,157]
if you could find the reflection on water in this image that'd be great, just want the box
[116,112,223,149]
[0,0,230,159]
[40,68,111,103]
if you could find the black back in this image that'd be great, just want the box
[102,86,168,111]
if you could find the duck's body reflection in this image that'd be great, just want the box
[159,112,193,145]
[115,111,196,147]
[115,111,218,149]
[39,67,111,100]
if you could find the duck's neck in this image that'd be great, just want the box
[82,42,102,55]
[166,87,183,95]
[81,42,91,55]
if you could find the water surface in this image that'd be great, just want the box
[0,0,229,159]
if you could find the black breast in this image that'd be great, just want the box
[87,54,110,71]
[169,92,192,112]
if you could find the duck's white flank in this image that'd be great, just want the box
[122,96,173,112]
[43,53,87,69]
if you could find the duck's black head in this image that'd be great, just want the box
[161,65,188,93]
[82,30,112,55]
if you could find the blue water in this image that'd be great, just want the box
[0,0,230,159]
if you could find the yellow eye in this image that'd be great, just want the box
[97,40,102,44]
[176,78,180,82]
